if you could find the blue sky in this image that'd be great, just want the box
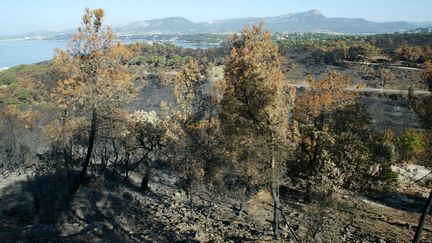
[1,0,431,35]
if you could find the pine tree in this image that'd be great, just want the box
[220,24,293,239]
[165,58,203,211]
[49,8,136,185]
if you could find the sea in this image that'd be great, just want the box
[0,39,218,69]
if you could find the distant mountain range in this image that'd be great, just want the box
[1,10,431,40]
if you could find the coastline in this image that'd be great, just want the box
[0,39,219,70]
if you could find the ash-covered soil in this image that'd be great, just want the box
[0,167,430,242]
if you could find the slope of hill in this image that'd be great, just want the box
[0,167,430,242]
[115,10,429,35]
[116,17,205,35]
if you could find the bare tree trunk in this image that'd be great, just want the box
[79,108,97,183]
[111,139,119,175]
[413,189,432,243]
[141,169,150,192]
[238,187,248,216]
[188,174,194,217]
[270,141,281,239]
[271,174,282,239]
[64,147,71,181]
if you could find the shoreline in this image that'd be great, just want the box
[0,40,218,70]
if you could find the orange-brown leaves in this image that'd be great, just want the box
[172,58,201,124]
[52,78,85,110]
[294,71,357,120]
[92,8,105,20]
[221,23,293,190]
[107,42,133,62]
[0,106,37,130]
[222,23,288,136]
[48,8,137,147]
[43,116,87,145]
[52,8,136,112]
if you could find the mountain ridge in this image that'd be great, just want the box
[1,10,431,39]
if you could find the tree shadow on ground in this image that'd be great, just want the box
[0,170,80,242]
[375,191,431,214]
[280,183,431,215]
[0,168,216,242]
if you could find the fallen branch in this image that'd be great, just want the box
[412,171,432,185]
[274,205,301,243]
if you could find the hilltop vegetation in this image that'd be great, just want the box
[0,8,431,242]
[277,32,432,65]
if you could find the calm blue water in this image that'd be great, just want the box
[0,40,218,69]
[0,40,68,68]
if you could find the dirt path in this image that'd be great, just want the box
[287,82,431,96]
[344,61,424,71]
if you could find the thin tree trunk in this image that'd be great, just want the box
[64,148,70,181]
[270,141,281,239]
[79,108,97,183]
[238,187,248,216]
[111,139,118,175]
[141,169,150,192]
[271,175,282,239]
[188,175,194,217]
[413,189,432,243]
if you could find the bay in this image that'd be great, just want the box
[0,40,67,68]
[0,39,218,69]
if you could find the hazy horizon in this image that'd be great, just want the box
[1,0,432,36]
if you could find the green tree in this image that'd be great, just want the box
[398,129,426,161]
